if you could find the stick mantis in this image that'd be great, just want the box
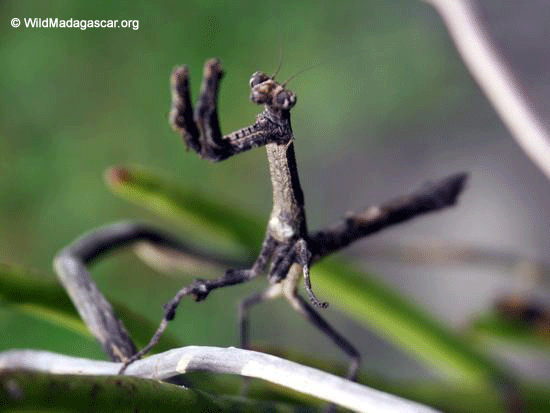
[54,57,467,379]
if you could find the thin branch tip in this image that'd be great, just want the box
[431,172,469,207]
[309,172,470,261]
[445,171,468,201]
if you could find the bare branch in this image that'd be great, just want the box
[0,347,440,413]
[423,0,550,180]
[309,173,468,262]
[53,221,242,362]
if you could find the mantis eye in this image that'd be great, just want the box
[276,92,289,107]
[274,91,296,110]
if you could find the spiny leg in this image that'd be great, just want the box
[119,270,260,370]
[265,239,328,309]
[194,59,225,152]
[239,291,268,351]
[251,259,359,380]
[170,58,227,156]
[238,289,274,395]
[295,239,328,309]
[294,241,360,381]
[266,243,294,284]
[286,291,361,382]
[119,235,278,373]
[170,59,286,162]
[169,64,201,152]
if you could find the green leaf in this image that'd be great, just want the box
[313,259,511,389]
[0,370,300,413]
[105,166,264,256]
[0,263,181,353]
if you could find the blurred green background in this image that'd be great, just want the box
[2,0,549,385]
